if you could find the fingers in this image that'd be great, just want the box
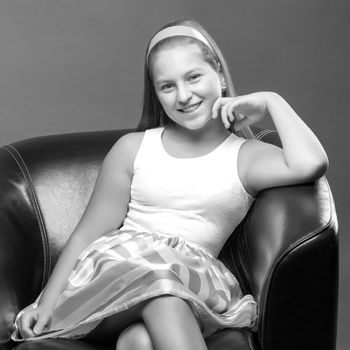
[33,314,50,335]
[212,98,239,129]
[211,97,233,119]
[17,309,50,338]
[227,103,236,123]
[221,103,231,129]
[18,312,36,338]
[212,94,268,131]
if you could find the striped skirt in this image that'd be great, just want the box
[11,229,257,342]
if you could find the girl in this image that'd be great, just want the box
[11,18,328,350]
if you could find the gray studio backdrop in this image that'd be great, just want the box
[0,1,348,349]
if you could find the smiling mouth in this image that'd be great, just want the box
[178,101,202,113]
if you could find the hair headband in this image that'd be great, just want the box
[147,25,214,60]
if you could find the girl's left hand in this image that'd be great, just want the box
[212,91,275,130]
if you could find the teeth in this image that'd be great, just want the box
[180,102,201,113]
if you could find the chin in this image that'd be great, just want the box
[183,120,211,131]
[169,112,212,130]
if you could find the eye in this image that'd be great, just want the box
[188,74,201,82]
[160,83,174,92]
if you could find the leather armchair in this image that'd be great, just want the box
[0,127,338,350]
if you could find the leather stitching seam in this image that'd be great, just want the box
[2,145,50,290]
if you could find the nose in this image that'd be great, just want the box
[177,83,192,104]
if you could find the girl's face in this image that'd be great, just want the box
[150,44,224,131]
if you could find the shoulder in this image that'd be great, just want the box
[114,131,146,152]
[237,138,282,197]
[239,138,281,158]
[107,131,145,157]
[236,139,259,198]
[236,138,261,172]
[104,131,146,176]
[238,137,284,163]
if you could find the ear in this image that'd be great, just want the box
[219,73,227,91]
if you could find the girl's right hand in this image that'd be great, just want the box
[17,304,53,338]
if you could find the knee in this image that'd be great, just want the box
[116,322,153,350]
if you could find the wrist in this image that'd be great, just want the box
[37,295,56,312]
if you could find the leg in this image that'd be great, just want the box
[81,300,149,345]
[116,322,154,350]
[141,295,208,350]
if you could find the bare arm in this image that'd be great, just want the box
[36,132,141,311]
[267,93,328,172]
[243,93,328,194]
[212,92,329,196]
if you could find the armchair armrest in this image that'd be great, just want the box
[0,146,48,348]
[248,177,337,350]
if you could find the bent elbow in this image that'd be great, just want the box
[316,152,329,176]
[304,158,329,181]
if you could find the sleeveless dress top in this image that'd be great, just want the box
[120,126,255,258]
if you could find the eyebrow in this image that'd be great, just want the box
[155,68,203,85]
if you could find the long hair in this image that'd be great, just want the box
[136,18,255,140]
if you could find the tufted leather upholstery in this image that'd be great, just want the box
[0,127,338,350]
